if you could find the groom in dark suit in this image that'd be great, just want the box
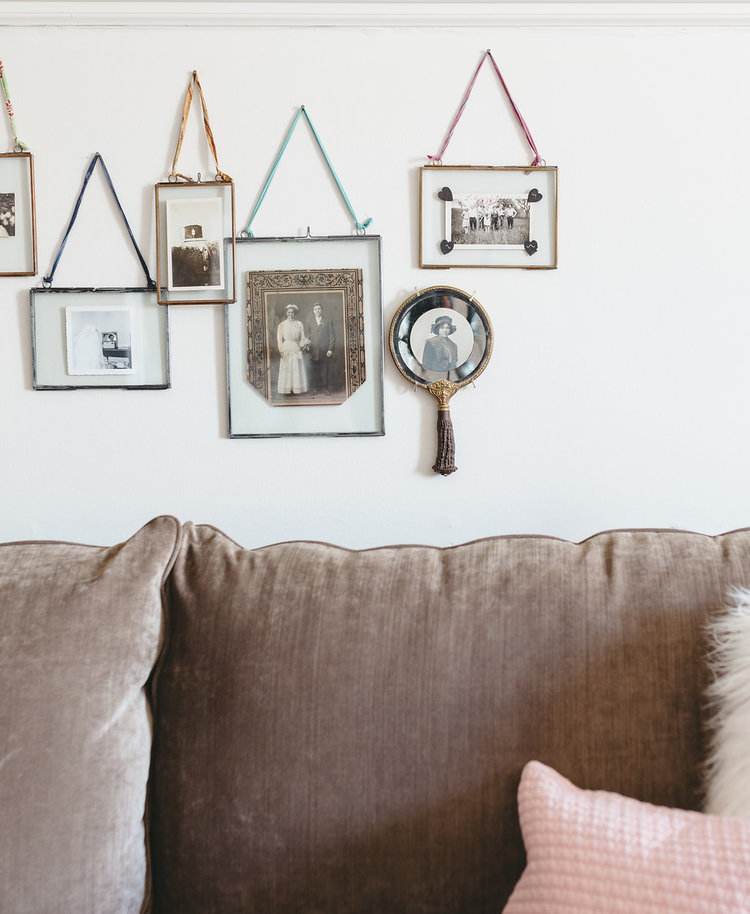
[307,303,336,394]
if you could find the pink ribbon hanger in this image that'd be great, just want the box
[428,49,542,167]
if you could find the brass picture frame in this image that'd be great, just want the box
[155,180,236,305]
[0,151,36,276]
[419,165,557,269]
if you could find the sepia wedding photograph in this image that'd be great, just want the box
[246,267,366,408]
[166,196,224,291]
[65,305,135,375]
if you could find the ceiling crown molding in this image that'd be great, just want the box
[3,1,750,28]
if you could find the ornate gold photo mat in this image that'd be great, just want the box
[247,267,365,408]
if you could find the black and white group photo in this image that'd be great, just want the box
[65,306,135,375]
[446,193,531,248]
[0,192,16,237]
[166,197,224,291]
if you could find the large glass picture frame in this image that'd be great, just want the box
[419,165,557,269]
[0,152,36,276]
[31,287,170,390]
[226,234,384,437]
[155,181,236,305]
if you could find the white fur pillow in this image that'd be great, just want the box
[704,586,750,816]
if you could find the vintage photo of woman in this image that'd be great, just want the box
[276,303,310,396]
[421,315,459,372]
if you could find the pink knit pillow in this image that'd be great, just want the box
[504,761,750,913]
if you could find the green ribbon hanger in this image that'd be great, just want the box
[242,106,371,237]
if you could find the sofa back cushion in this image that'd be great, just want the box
[0,515,180,914]
[149,522,750,913]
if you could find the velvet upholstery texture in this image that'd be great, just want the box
[150,523,750,914]
[0,516,180,914]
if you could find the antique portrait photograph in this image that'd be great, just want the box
[65,305,135,375]
[409,307,475,378]
[166,196,224,291]
[246,267,366,407]
[0,192,16,237]
[444,193,533,249]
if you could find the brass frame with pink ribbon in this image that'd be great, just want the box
[0,59,37,277]
[418,49,557,270]
[154,71,236,305]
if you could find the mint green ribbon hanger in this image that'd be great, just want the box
[241,106,371,237]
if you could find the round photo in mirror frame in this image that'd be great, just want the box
[389,286,493,475]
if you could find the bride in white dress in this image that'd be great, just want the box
[276,304,310,395]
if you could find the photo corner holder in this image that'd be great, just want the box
[0,59,37,276]
[389,286,493,475]
[226,107,383,438]
[155,70,236,305]
[31,152,170,390]
[419,49,557,270]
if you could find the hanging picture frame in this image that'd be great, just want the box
[155,71,235,305]
[420,49,557,271]
[226,234,384,437]
[227,106,381,437]
[419,165,557,269]
[32,287,170,390]
[0,62,37,276]
[31,153,170,391]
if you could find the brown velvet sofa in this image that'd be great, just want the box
[2,516,749,914]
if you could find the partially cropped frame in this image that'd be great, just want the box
[226,234,384,437]
[31,287,170,390]
[0,152,37,276]
[155,181,236,304]
[420,165,557,269]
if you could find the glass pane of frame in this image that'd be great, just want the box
[31,287,170,390]
[226,235,384,438]
[420,165,557,269]
[0,152,37,276]
[155,181,236,304]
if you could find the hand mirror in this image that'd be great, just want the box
[389,286,493,475]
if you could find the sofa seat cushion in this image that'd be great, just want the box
[0,516,180,914]
[150,522,750,914]
[504,761,750,913]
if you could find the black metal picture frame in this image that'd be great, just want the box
[226,234,384,438]
[31,287,170,390]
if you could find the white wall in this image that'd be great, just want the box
[3,2,750,547]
